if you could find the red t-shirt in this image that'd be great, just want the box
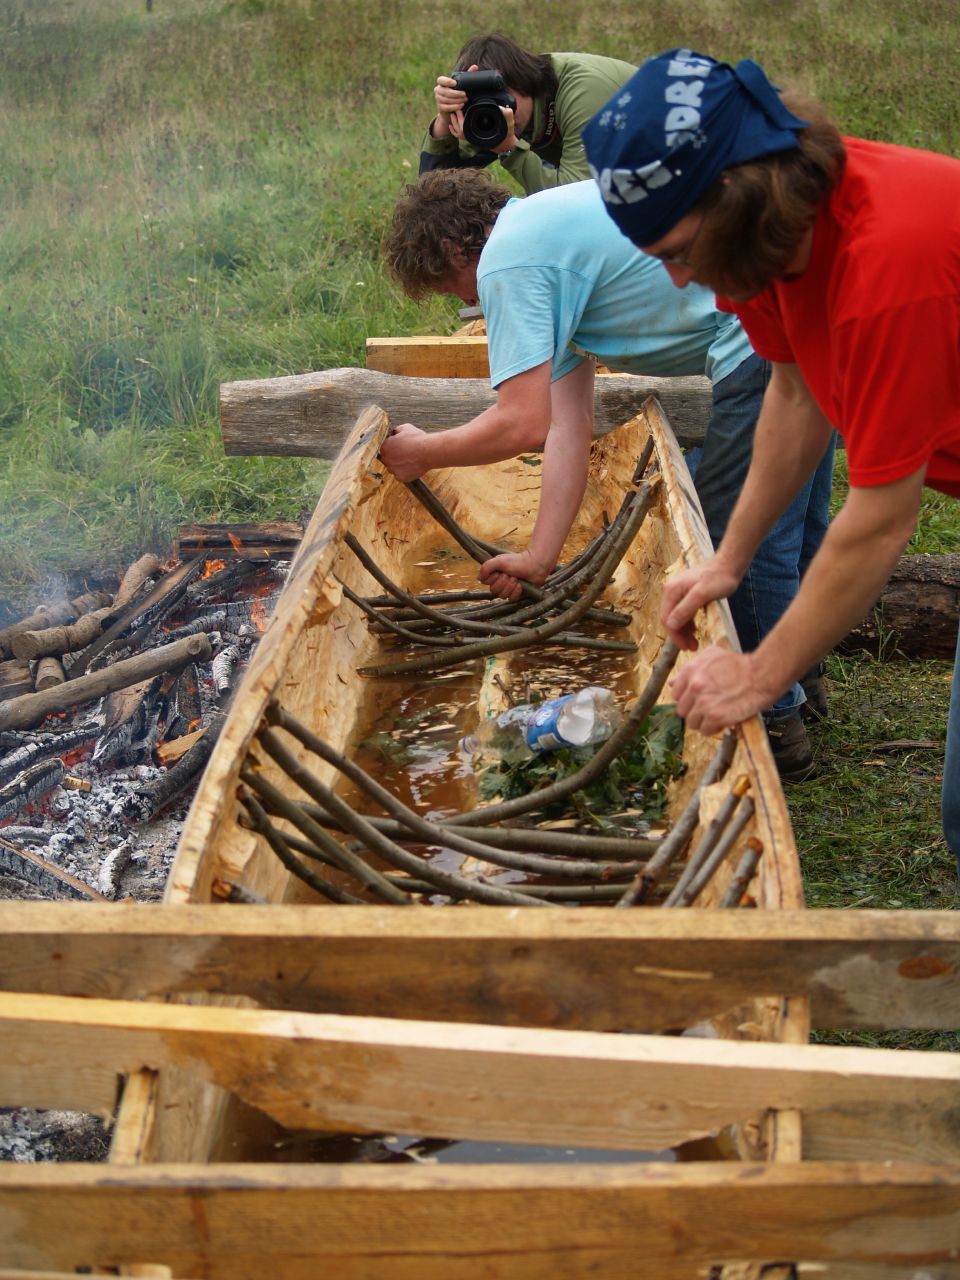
[718,137,960,496]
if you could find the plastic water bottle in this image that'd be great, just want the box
[460,686,621,764]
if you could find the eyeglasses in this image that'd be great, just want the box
[646,217,705,269]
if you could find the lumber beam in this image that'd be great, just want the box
[366,334,491,377]
[0,1162,958,1276]
[0,904,956,1031]
[218,366,713,458]
[1,991,958,1150]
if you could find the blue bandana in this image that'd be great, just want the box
[582,48,808,247]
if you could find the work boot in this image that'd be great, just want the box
[800,663,829,722]
[765,713,816,783]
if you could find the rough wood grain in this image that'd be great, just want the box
[0,904,955,1031]
[2,992,957,1147]
[0,1162,958,1276]
[840,551,960,659]
[218,366,713,457]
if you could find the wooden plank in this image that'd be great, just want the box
[218,365,714,458]
[0,1162,958,1276]
[0,904,955,1031]
[366,334,491,377]
[1,992,958,1148]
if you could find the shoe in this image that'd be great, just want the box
[765,713,816,783]
[800,663,828,722]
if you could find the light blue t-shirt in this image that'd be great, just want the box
[477,180,751,389]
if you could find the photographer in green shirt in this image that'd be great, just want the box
[419,33,637,193]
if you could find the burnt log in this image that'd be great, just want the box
[218,367,713,458]
[839,553,960,659]
[0,836,105,901]
[0,633,213,733]
[175,521,304,559]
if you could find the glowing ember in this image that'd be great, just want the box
[250,598,269,632]
[202,558,226,579]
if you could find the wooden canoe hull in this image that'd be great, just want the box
[110,396,804,1173]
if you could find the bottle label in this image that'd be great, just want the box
[524,695,575,754]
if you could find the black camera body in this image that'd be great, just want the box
[451,69,516,150]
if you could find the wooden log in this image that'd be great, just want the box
[0,591,112,659]
[70,558,202,677]
[1,1161,959,1277]
[840,552,960,659]
[114,554,161,610]
[33,655,66,690]
[12,607,112,661]
[218,366,713,459]
[0,634,212,733]
[1,990,958,1147]
[0,657,33,701]
[0,905,956,1032]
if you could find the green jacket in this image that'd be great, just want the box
[418,51,638,193]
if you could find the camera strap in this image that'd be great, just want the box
[533,98,560,148]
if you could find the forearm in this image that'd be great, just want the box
[416,401,549,470]
[749,480,922,700]
[525,421,590,572]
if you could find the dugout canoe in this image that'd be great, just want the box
[103,395,807,1272]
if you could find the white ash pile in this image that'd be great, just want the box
[0,536,295,904]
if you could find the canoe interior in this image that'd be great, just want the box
[110,399,804,1166]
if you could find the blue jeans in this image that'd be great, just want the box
[943,623,960,874]
[687,353,837,720]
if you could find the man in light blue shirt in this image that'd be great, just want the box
[381,170,834,778]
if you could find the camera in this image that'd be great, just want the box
[451,69,516,150]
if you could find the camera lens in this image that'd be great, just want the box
[463,101,508,149]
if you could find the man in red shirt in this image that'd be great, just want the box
[583,48,960,868]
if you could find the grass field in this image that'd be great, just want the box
[1,0,958,916]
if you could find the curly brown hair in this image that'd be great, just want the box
[686,93,846,298]
[383,169,513,300]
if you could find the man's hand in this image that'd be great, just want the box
[432,75,467,140]
[490,103,520,154]
[380,423,430,482]
[670,647,772,735]
[661,557,742,651]
[479,549,552,601]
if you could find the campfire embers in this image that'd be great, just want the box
[0,524,296,902]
